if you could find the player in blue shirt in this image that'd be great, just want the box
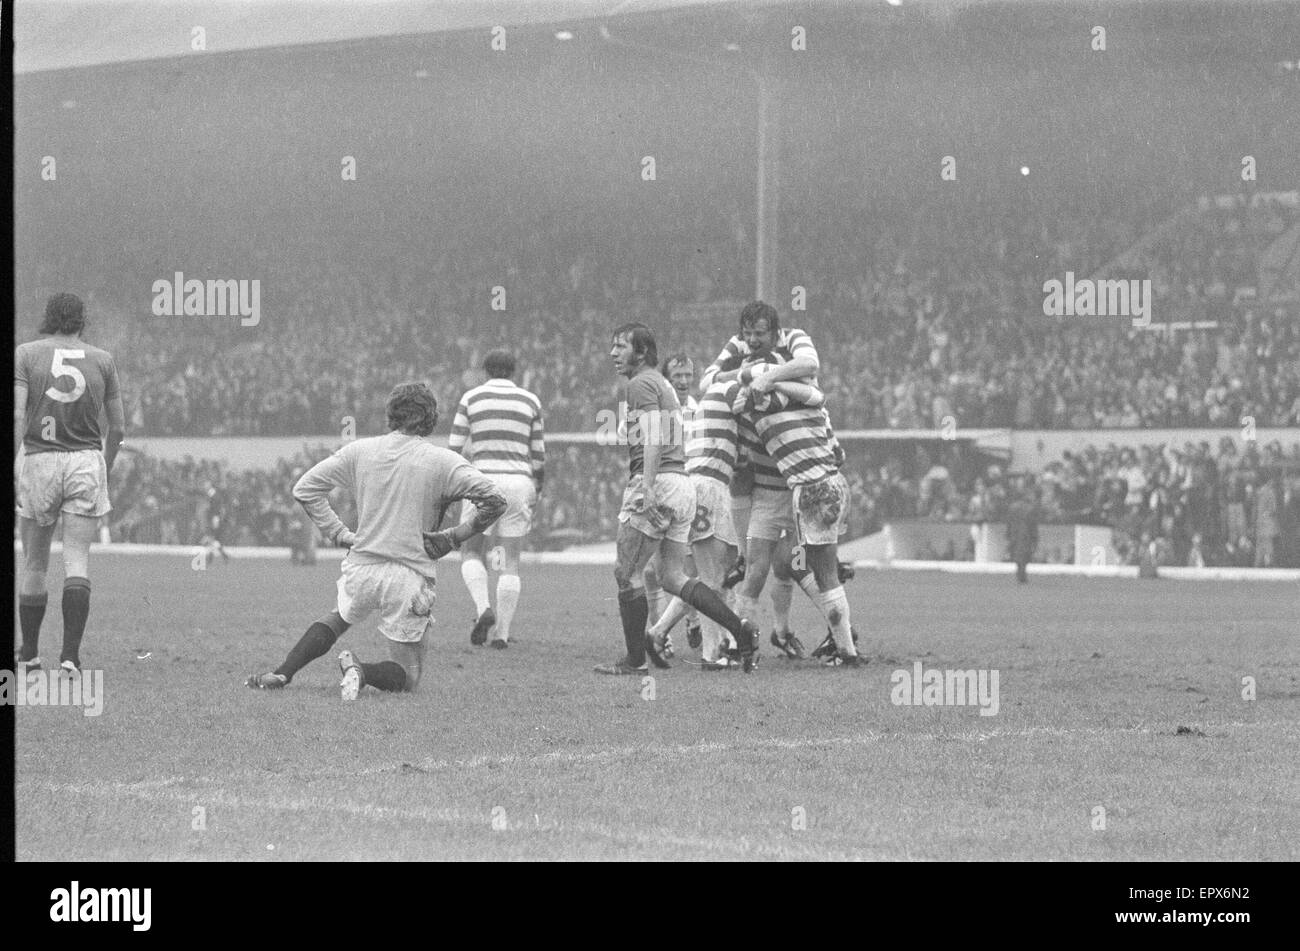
[14,294,127,673]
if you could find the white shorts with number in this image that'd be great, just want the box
[747,486,796,541]
[793,472,851,546]
[336,558,437,643]
[15,448,111,527]
[618,471,695,545]
[689,474,739,548]
[462,472,536,538]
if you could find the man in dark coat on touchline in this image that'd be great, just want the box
[1006,475,1040,584]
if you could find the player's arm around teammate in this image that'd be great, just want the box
[700,301,819,390]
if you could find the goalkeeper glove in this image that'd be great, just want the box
[422,528,459,560]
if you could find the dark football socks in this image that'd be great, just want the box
[19,593,48,662]
[274,622,340,682]
[679,578,746,641]
[618,587,649,666]
[360,661,407,692]
[61,578,91,666]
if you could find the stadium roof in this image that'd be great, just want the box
[20,0,1298,75]
[13,0,777,74]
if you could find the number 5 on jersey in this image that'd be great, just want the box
[46,349,87,403]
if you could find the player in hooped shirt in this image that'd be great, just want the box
[701,303,817,645]
[448,350,546,649]
[736,379,864,667]
[14,294,126,674]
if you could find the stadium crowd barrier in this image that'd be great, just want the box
[841,522,1120,567]
[14,540,1299,582]
[127,426,1300,474]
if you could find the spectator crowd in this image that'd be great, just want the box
[17,186,1300,565]
[105,436,1300,568]
[20,191,1300,439]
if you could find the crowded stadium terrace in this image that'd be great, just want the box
[14,0,1300,563]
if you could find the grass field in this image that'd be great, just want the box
[14,553,1300,861]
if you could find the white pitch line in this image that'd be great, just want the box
[30,718,1292,860]
[30,718,1290,795]
[335,718,1300,777]
[37,782,866,860]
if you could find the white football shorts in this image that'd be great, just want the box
[336,559,437,643]
[461,472,536,538]
[747,486,796,542]
[15,448,111,527]
[618,471,695,545]
[688,474,739,548]
[793,472,851,546]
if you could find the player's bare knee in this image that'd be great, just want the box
[660,568,690,595]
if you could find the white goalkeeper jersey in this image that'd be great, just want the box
[293,431,503,579]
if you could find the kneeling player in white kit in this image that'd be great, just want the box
[247,383,506,699]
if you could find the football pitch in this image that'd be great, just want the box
[15,554,1300,861]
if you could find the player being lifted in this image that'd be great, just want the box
[645,367,831,668]
[596,323,759,675]
[14,293,126,674]
[247,383,506,699]
[701,302,821,658]
[736,373,864,667]
[703,300,855,657]
[448,350,545,649]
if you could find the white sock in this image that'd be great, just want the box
[814,586,854,655]
[770,577,793,633]
[795,572,820,603]
[701,618,730,661]
[650,596,689,638]
[495,574,521,641]
[644,578,666,625]
[461,559,491,616]
[733,593,758,625]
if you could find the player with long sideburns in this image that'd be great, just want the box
[595,323,759,675]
